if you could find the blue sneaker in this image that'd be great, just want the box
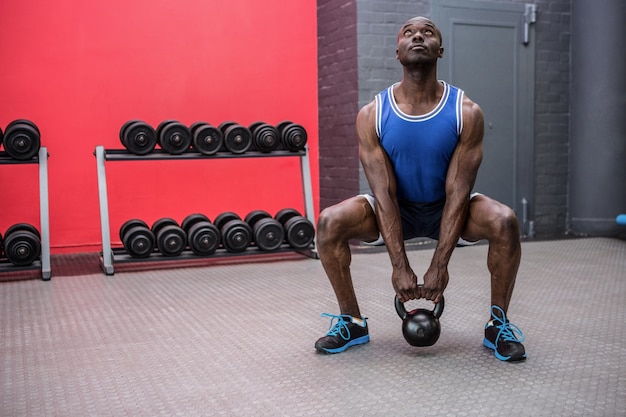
[483,305,527,361]
[315,313,370,354]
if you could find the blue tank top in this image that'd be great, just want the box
[375,81,464,203]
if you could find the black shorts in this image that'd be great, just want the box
[360,193,480,245]
[398,198,445,240]
[360,194,444,240]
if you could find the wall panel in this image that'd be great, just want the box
[0,0,319,253]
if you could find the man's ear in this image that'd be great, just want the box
[438,47,444,58]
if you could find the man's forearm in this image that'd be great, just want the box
[375,199,410,269]
[431,197,469,268]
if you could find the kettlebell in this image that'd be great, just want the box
[394,291,445,347]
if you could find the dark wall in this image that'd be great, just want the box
[569,0,626,235]
[317,0,359,210]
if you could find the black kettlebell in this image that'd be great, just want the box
[394,291,445,347]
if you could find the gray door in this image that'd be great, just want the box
[432,1,536,221]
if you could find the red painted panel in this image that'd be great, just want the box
[0,0,318,253]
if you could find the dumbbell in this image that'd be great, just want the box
[213,212,252,253]
[244,210,285,251]
[3,119,41,160]
[119,120,157,155]
[181,213,220,256]
[218,121,252,154]
[119,219,155,258]
[3,223,41,266]
[151,218,187,257]
[0,126,3,150]
[277,121,307,152]
[156,120,192,155]
[190,122,223,155]
[275,208,315,249]
[248,122,280,153]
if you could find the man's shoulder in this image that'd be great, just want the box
[357,99,377,125]
[441,81,467,100]
[445,82,481,116]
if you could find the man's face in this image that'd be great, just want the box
[396,17,444,65]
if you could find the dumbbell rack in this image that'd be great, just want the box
[94,146,317,275]
[0,147,51,280]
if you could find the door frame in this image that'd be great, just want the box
[432,1,536,231]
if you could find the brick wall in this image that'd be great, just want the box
[318,0,572,237]
[317,0,359,210]
[531,0,570,236]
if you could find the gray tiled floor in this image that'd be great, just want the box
[1,237,625,416]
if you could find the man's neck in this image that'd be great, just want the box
[395,66,442,111]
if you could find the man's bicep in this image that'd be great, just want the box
[446,101,484,193]
[356,104,378,152]
[461,101,485,173]
[356,104,394,194]
[357,104,383,171]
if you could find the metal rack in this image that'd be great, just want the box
[94,146,317,275]
[0,147,51,280]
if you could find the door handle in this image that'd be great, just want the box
[523,4,537,45]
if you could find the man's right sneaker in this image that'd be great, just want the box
[315,313,369,354]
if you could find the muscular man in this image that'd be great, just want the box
[314,16,526,361]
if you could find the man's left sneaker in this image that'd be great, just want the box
[483,305,527,362]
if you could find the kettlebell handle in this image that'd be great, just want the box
[394,290,445,319]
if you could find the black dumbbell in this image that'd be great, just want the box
[151,218,187,257]
[275,208,315,249]
[0,126,4,149]
[3,119,41,160]
[277,121,307,152]
[214,212,252,253]
[244,210,285,251]
[0,232,4,258]
[248,122,280,153]
[119,219,155,258]
[181,213,220,256]
[190,122,223,155]
[3,223,41,266]
[218,121,252,154]
[156,120,192,155]
[119,120,157,155]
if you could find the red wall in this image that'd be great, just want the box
[0,0,319,254]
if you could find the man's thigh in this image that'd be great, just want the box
[324,195,380,242]
[461,193,513,242]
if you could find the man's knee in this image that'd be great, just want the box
[492,205,520,240]
[317,197,377,246]
[467,197,521,242]
[316,206,343,245]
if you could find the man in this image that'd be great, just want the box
[314,16,526,362]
